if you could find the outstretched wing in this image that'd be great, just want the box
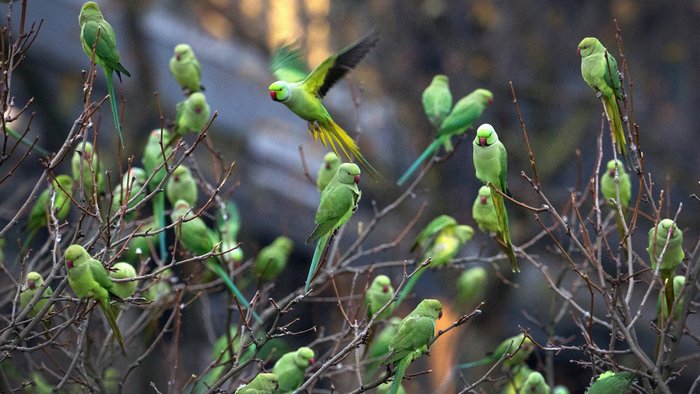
[269,43,309,82]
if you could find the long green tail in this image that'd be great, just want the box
[306,234,329,292]
[153,193,167,262]
[390,356,412,394]
[395,266,427,309]
[603,95,628,160]
[206,261,261,323]
[456,356,492,370]
[489,184,518,272]
[99,297,126,355]
[4,126,49,155]
[104,68,124,148]
[396,138,442,186]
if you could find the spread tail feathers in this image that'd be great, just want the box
[396,138,442,186]
[320,119,381,180]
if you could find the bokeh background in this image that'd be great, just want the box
[3,0,698,392]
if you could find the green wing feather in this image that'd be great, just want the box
[270,44,309,82]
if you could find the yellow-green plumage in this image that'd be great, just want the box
[169,43,203,93]
[19,272,54,319]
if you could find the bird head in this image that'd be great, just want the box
[475,123,498,147]
[173,44,193,62]
[323,152,340,170]
[577,37,601,58]
[658,219,679,239]
[373,275,392,293]
[172,165,190,183]
[268,81,290,102]
[606,159,622,177]
[473,88,494,106]
[295,347,315,367]
[478,185,491,205]
[26,272,42,290]
[187,92,208,113]
[79,2,102,24]
[334,163,361,185]
[64,244,88,270]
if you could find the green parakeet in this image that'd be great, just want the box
[71,141,104,204]
[586,371,635,394]
[396,215,473,307]
[397,88,493,186]
[174,92,211,136]
[253,236,293,282]
[108,262,137,299]
[169,43,203,94]
[64,244,126,353]
[601,159,631,238]
[472,185,501,234]
[657,275,685,320]
[365,274,395,320]
[24,175,74,250]
[552,386,570,394]
[383,299,442,394]
[272,346,315,393]
[269,43,309,83]
[19,272,54,319]
[79,1,131,147]
[143,129,174,261]
[170,200,259,322]
[216,200,244,264]
[305,162,361,291]
[473,124,518,272]
[377,381,406,394]
[456,266,488,306]
[112,167,146,219]
[234,373,279,394]
[501,365,534,394]
[422,74,452,127]
[648,219,685,311]
[458,333,534,370]
[166,165,198,206]
[578,37,627,159]
[316,152,341,192]
[519,371,550,394]
[365,317,401,376]
[268,31,380,179]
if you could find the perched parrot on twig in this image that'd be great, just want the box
[169,43,203,94]
[272,347,315,393]
[316,152,341,192]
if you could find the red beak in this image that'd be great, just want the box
[28,280,36,290]
[309,358,315,364]
[66,260,73,269]
[488,98,493,105]
[608,169,615,177]
[195,107,202,114]
[354,175,360,184]
[176,53,181,61]
[577,47,581,57]
[269,91,277,101]
[325,162,331,170]
[669,228,674,237]
[480,196,488,204]
[438,311,443,319]
[479,137,487,146]
[383,285,389,293]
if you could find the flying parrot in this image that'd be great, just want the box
[397,88,493,186]
[647,219,684,311]
[72,141,104,205]
[272,346,315,393]
[578,37,628,160]
[305,163,361,291]
[169,43,203,94]
[456,266,488,307]
[174,92,211,136]
[657,275,685,321]
[365,317,401,376]
[79,1,131,147]
[19,272,54,319]
[600,159,631,238]
[473,124,518,272]
[316,152,341,192]
[587,371,635,394]
[142,129,174,261]
[396,215,473,307]
[365,274,395,320]
[234,373,279,394]
[472,185,501,234]
[166,165,198,206]
[215,200,244,264]
[23,175,74,251]
[112,167,146,219]
[64,244,126,354]
[253,236,293,282]
[518,371,551,394]
[170,200,260,322]
[421,74,452,128]
[108,262,137,299]
[268,31,380,179]
[383,299,442,394]
[458,333,534,370]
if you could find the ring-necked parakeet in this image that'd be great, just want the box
[552,386,570,394]
[166,165,198,206]
[383,299,442,394]
[64,244,126,354]
[396,215,473,307]
[657,275,685,321]
[421,75,452,128]
[365,317,401,375]
[268,31,380,179]
[518,371,550,394]
[587,371,635,394]
[112,167,146,219]
[72,141,104,205]
[143,129,174,261]
[316,152,341,192]
[108,262,137,299]
[578,37,627,159]
[472,185,500,234]
[377,381,406,394]
[272,346,315,393]
[647,219,684,310]
[305,163,362,291]
[216,200,244,264]
[174,92,211,136]
[456,266,487,307]
[79,2,131,147]
[397,88,493,186]
[502,365,534,394]
[169,43,203,94]
[365,274,395,320]
[253,236,293,282]
[24,175,74,250]
[601,159,631,238]
[170,200,260,322]
[473,124,518,272]
[458,333,534,370]
[234,373,279,394]
[19,272,54,319]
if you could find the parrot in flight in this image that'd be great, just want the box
[647,219,684,311]
[234,373,279,394]
[169,43,203,94]
[19,272,54,319]
[79,1,131,147]
[397,87,493,186]
[316,152,341,192]
[305,162,362,291]
[600,159,631,238]
[64,244,126,354]
[268,31,380,179]
[473,124,518,272]
[458,333,534,370]
[578,37,628,160]
[24,175,74,251]
[586,371,635,394]
[383,299,442,394]
[365,274,395,320]
[396,215,473,307]
[272,346,315,393]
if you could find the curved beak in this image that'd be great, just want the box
[354,175,360,184]
[479,137,487,146]
[577,47,581,57]
[269,91,277,101]
[176,53,181,61]
[383,285,389,293]
[480,196,488,204]
[66,260,73,269]
[28,280,36,290]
